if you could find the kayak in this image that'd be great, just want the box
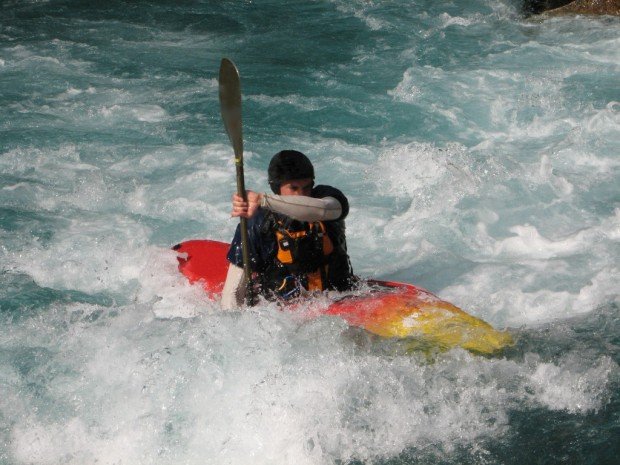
[173,239,513,354]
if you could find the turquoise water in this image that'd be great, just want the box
[1,1,618,464]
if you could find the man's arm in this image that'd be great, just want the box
[221,263,246,310]
[231,186,348,222]
[260,194,341,222]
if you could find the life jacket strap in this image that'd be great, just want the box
[273,220,333,292]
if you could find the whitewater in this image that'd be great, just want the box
[1,1,618,464]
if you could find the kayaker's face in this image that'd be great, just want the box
[279,178,313,196]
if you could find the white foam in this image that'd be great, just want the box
[375,141,475,204]
[439,12,478,28]
[584,101,620,136]
[249,94,340,112]
[11,417,155,465]
[537,154,574,197]
[387,67,423,103]
[130,104,168,122]
[6,302,616,465]
[442,264,619,327]
[432,206,619,326]
[330,0,389,31]
[477,207,619,264]
[476,222,588,260]
[135,247,222,319]
[2,5,619,463]
[98,103,168,123]
[528,354,616,413]
[6,216,152,295]
[3,228,618,465]
[348,141,477,275]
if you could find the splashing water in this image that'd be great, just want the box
[1,1,618,464]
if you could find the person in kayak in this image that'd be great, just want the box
[221,150,355,309]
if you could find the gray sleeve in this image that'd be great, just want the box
[261,194,342,222]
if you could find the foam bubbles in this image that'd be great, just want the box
[439,12,478,28]
[4,294,616,465]
[476,222,588,260]
[528,354,616,413]
[1,1,619,464]
[99,103,169,123]
[6,216,152,295]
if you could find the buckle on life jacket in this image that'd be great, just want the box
[278,237,291,252]
[275,221,333,269]
[276,275,304,299]
[274,269,326,300]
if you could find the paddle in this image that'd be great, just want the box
[218,58,254,305]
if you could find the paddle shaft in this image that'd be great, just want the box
[218,58,253,304]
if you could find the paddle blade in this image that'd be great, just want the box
[218,58,243,158]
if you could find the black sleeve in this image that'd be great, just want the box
[312,184,349,220]
[226,209,275,272]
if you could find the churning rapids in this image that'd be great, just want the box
[1,1,618,464]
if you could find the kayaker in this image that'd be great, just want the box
[221,150,355,308]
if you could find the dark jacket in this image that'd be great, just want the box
[227,185,355,298]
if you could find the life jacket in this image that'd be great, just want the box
[265,218,334,299]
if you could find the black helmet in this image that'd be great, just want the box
[267,150,315,194]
